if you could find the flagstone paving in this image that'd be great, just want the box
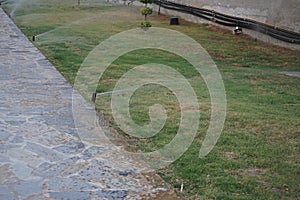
[0,8,178,200]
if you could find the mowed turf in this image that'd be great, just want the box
[3,0,300,199]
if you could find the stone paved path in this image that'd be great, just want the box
[0,8,178,200]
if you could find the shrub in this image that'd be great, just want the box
[139,0,153,28]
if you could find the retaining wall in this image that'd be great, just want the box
[153,0,300,49]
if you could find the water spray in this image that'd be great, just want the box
[0,0,5,5]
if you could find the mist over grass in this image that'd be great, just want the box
[3,0,300,199]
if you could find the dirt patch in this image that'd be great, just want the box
[225,168,267,178]
[258,178,290,196]
[244,168,267,177]
[65,42,81,53]
[137,172,181,200]
[224,151,239,160]
[210,53,226,61]
[207,24,231,35]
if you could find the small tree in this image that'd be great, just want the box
[140,0,153,28]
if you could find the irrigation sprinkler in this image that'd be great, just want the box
[91,92,97,103]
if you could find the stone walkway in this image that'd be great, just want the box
[0,8,178,200]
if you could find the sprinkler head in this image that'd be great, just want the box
[32,35,36,41]
[91,92,97,103]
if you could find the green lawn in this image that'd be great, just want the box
[3,0,300,199]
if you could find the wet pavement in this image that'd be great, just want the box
[0,8,179,200]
